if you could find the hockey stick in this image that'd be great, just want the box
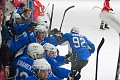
[44,2,50,12]
[93,6,102,10]
[48,4,54,43]
[115,40,120,80]
[95,38,105,80]
[59,5,75,31]
[92,6,114,14]
[99,7,120,80]
[72,72,74,80]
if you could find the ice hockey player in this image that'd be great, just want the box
[25,58,61,80]
[43,43,81,80]
[36,16,58,46]
[12,43,44,80]
[7,25,47,58]
[5,18,37,42]
[99,0,113,30]
[13,13,22,24]
[50,26,95,74]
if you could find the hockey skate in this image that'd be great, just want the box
[100,27,105,30]
[104,24,110,29]
[104,26,110,29]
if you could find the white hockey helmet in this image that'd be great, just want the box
[36,16,45,25]
[33,59,51,75]
[36,16,48,30]
[34,25,47,35]
[70,26,79,34]
[13,13,21,23]
[14,13,21,19]
[43,43,57,54]
[27,43,44,59]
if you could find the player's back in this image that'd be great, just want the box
[60,33,91,60]
[13,55,34,80]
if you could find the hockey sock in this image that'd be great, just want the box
[100,20,104,28]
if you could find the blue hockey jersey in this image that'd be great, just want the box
[13,55,34,80]
[6,23,29,42]
[44,35,58,46]
[9,31,46,52]
[45,55,70,79]
[59,33,95,61]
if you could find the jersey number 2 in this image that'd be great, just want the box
[72,37,86,48]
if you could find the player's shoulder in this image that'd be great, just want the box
[64,33,72,36]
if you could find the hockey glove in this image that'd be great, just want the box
[67,70,81,80]
[28,21,37,29]
[5,20,14,27]
[64,52,78,62]
[50,28,63,42]
[50,28,59,35]
[54,31,63,42]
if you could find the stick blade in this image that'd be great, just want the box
[65,5,75,13]
[97,38,105,53]
[59,5,75,31]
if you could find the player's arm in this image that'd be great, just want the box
[9,33,28,52]
[45,55,71,79]
[50,28,64,43]
[34,0,45,12]
[85,37,95,54]
[105,1,113,11]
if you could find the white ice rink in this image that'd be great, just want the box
[40,0,120,80]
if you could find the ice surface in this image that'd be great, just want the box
[6,0,120,80]
[40,0,120,80]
